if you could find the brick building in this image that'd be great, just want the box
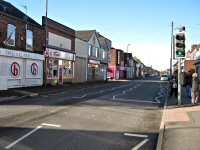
[108,48,125,79]
[0,1,44,90]
[42,17,76,85]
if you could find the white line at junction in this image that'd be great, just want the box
[5,126,43,149]
[132,139,149,150]
[5,123,61,149]
[124,133,148,138]
[41,123,61,128]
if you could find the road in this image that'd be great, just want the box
[0,77,168,150]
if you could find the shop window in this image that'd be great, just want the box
[88,64,92,76]
[63,60,72,78]
[47,59,58,79]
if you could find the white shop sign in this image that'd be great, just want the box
[44,48,75,61]
[0,48,44,60]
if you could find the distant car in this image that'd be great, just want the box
[160,75,169,81]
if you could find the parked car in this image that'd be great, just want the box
[160,75,169,81]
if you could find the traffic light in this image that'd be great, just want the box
[175,32,185,57]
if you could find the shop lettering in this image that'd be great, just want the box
[0,49,44,60]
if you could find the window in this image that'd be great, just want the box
[6,24,16,46]
[102,50,107,59]
[47,59,59,79]
[95,47,99,57]
[63,60,73,78]
[26,30,33,50]
[88,45,92,56]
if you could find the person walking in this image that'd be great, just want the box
[185,71,192,98]
[170,76,178,98]
[191,73,199,104]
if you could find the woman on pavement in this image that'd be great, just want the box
[191,73,199,104]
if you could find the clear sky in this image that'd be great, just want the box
[5,0,200,71]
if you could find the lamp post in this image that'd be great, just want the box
[127,44,131,53]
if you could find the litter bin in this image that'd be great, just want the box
[51,79,57,85]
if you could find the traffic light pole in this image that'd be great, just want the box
[178,57,181,105]
[170,21,173,79]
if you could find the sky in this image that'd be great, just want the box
[5,0,200,71]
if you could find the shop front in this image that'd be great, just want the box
[88,59,100,81]
[0,48,44,90]
[44,48,75,85]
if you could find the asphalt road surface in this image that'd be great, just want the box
[0,77,168,150]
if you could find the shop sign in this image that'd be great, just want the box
[89,59,100,64]
[45,48,74,61]
[0,48,44,60]
[26,60,43,79]
[11,62,20,78]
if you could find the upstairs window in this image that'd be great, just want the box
[88,45,92,56]
[26,30,33,51]
[95,47,99,57]
[5,24,16,46]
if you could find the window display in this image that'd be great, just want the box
[63,60,72,78]
[47,59,58,79]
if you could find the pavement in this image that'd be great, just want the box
[157,86,200,150]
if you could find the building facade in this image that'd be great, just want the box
[43,17,76,85]
[97,33,111,81]
[75,37,87,82]
[0,1,44,90]
[108,48,124,79]
[76,30,107,82]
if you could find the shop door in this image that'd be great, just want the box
[92,66,95,79]
[58,66,63,84]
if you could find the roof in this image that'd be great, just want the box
[75,30,96,42]
[98,38,107,49]
[0,0,41,27]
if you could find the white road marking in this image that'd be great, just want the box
[124,133,148,138]
[73,95,86,99]
[112,83,141,100]
[112,99,159,104]
[132,139,149,150]
[41,123,61,128]
[154,84,165,103]
[5,126,42,149]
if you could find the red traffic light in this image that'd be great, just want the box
[176,34,185,40]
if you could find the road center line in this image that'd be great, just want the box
[124,133,148,138]
[132,139,149,150]
[5,126,42,149]
[41,123,61,128]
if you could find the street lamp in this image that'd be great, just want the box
[127,44,131,53]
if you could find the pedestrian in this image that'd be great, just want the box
[170,76,178,98]
[184,71,192,98]
[191,73,199,104]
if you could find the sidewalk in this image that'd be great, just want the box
[159,87,200,150]
[0,81,110,104]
